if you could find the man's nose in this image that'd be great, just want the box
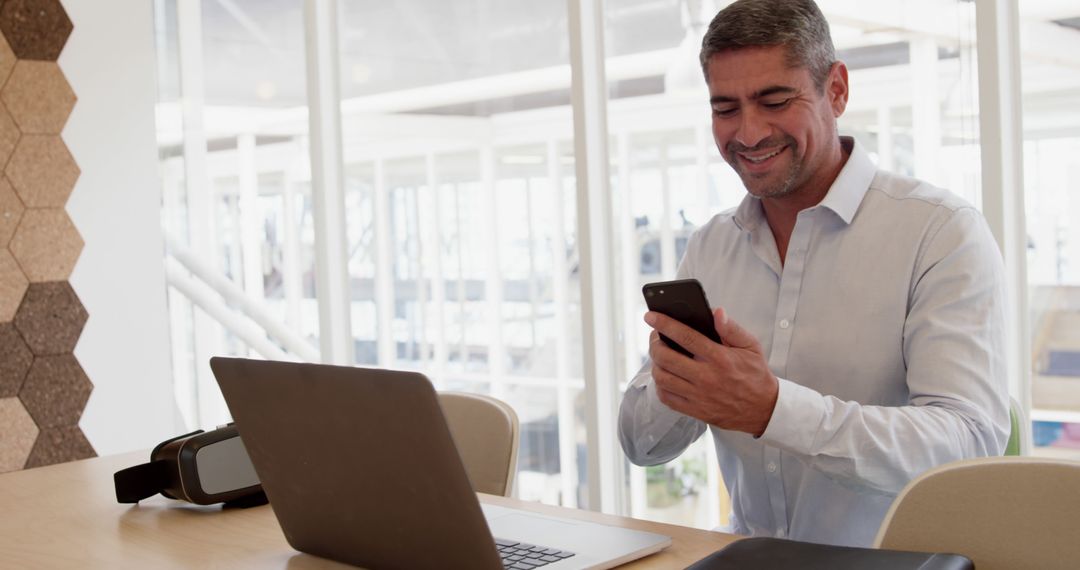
[734,108,770,149]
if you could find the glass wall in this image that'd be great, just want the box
[155,0,1034,528]
[155,0,317,428]
[1020,8,1080,458]
[330,2,586,506]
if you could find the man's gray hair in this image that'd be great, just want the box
[699,0,836,91]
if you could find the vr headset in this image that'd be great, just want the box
[114,424,266,508]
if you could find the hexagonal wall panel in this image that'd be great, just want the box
[0,248,27,322]
[13,281,87,355]
[5,135,79,208]
[1,61,75,134]
[24,425,95,469]
[0,397,38,473]
[8,208,83,282]
[0,0,73,62]
[18,354,92,430]
[0,322,32,398]
[0,177,22,247]
[0,103,18,171]
[0,32,15,86]
[0,177,23,247]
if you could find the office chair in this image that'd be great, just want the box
[438,392,519,497]
[874,457,1080,570]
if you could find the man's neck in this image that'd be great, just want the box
[761,139,851,264]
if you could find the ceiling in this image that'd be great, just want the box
[152,0,1080,121]
[155,0,686,108]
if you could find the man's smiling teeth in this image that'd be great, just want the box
[741,147,784,164]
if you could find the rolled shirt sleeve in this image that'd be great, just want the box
[619,362,707,466]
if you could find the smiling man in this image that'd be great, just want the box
[618,0,1009,547]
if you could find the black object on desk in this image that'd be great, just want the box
[687,537,974,570]
[114,425,265,507]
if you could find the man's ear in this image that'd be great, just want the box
[826,61,849,118]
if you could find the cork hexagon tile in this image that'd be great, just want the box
[8,208,83,282]
[18,354,92,430]
[0,31,15,86]
[0,322,32,398]
[5,135,79,208]
[1,61,75,134]
[0,103,18,170]
[0,248,28,322]
[13,281,87,355]
[24,425,95,469]
[0,177,23,247]
[0,0,73,62]
[0,397,38,473]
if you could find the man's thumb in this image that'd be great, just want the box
[713,307,756,350]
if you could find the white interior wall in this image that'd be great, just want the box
[61,0,181,455]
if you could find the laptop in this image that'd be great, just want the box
[210,357,671,570]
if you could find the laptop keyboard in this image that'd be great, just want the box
[495,538,576,569]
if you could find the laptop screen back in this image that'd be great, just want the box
[210,357,503,570]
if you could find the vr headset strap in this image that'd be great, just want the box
[114,429,203,503]
[114,461,170,503]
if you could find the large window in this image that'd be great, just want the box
[155,0,1036,528]
[155,0,316,428]
[1021,9,1080,459]
[332,3,586,506]
[156,0,589,508]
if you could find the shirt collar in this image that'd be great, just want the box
[732,136,875,232]
[817,136,874,225]
[732,189,766,233]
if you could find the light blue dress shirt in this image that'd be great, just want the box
[618,137,1009,547]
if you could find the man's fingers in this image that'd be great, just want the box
[645,311,714,357]
[652,366,693,409]
[650,333,709,383]
[653,363,688,386]
[656,385,691,410]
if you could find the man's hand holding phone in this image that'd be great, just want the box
[642,280,779,437]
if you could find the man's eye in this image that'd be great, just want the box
[712,108,737,117]
[763,99,791,109]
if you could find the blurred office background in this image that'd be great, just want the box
[145,0,1080,528]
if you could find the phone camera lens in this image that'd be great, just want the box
[646,291,654,297]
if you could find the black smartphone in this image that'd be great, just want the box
[642,278,722,357]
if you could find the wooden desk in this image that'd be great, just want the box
[0,452,738,569]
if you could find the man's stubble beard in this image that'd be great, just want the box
[727,136,802,199]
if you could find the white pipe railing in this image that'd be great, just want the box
[165,258,293,362]
[165,236,322,362]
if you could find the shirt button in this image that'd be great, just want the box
[767,462,777,473]
[778,319,790,329]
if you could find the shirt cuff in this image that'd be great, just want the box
[642,376,689,450]
[758,378,827,454]
[622,371,689,452]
